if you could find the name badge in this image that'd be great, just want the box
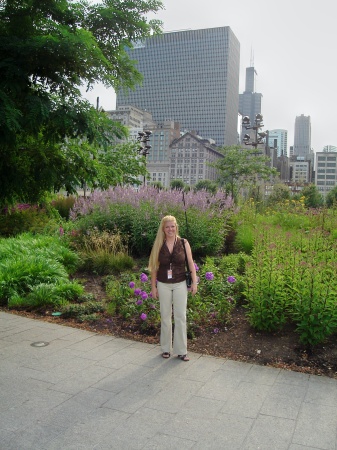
[167,269,173,279]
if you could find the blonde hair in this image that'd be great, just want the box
[148,215,180,272]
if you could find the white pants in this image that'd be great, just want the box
[157,281,188,355]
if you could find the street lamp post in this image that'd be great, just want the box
[241,114,268,201]
[242,114,267,150]
[137,130,152,186]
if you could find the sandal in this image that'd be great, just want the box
[162,352,170,359]
[178,354,190,361]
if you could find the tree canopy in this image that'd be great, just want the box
[0,0,163,205]
[211,146,278,203]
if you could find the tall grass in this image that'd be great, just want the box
[70,229,134,275]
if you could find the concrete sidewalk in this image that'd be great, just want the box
[1,311,337,450]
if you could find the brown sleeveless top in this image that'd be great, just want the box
[156,238,186,284]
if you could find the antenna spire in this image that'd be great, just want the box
[250,48,254,67]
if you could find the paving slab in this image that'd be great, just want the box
[1,311,337,450]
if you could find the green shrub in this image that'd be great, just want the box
[191,256,240,326]
[60,301,106,319]
[0,234,80,307]
[106,272,160,330]
[0,205,55,237]
[51,196,77,220]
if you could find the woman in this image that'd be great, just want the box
[148,215,197,361]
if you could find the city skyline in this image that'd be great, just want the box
[82,0,335,152]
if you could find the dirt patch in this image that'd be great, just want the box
[5,274,337,379]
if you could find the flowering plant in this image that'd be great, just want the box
[188,257,239,331]
[69,186,234,257]
[104,255,244,339]
[119,272,160,331]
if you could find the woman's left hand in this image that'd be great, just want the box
[189,284,197,296]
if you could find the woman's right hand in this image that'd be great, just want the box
[151,287,158,299]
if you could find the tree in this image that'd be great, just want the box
[170,180,186,190]
[301,184,324,208]
[325,186,337,208]
[194,180,218,194]
[0,0,163,205]
[211,146,278,203]
[266,183,290,206]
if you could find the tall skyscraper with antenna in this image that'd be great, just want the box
[238,60,262,131]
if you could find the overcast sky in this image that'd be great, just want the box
[82,0,335,152]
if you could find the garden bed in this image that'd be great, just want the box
[5,273,337,380]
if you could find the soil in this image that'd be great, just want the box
[5,274,337,379]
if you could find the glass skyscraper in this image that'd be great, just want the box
[294,114,311,156]
[116,27,240,147]
[268,129,288,157]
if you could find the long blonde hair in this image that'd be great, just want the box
[148,215,180,272]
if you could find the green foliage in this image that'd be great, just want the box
[51,196,77,220]
[301,184,324,208]
[170,180,186,190]
[70,189,231,257]
[105,273,134,316]
[0,233,80,307]
[61,301,105,320]
[233,224,255,254]
[77,313,100,323]
[0,205,56,237]
[7,281,84,310]
[325,185,337,207]
[190,256,243,327]
[244,228,289,332]
[265,183,291,206]
[0,0,163,206]
[244,223,337,345]
[194,180,218,194]
[80,252,134,275]
[106,272,160,332]
[150,182,164,190]
[69,228,134,274]
[212,146,278,203]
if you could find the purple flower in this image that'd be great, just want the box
[140,313,147,321]
[227,276,236,283]
[194,262,199,271]
[136,299,143,305]
[205,272,214,281]
[129,281,135,288]
[140,273,148,282]
[150,303,156,309]
[59,227,64,236]
[213,328,220,334]
[134,288,142,296]
[141,292,148,300]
